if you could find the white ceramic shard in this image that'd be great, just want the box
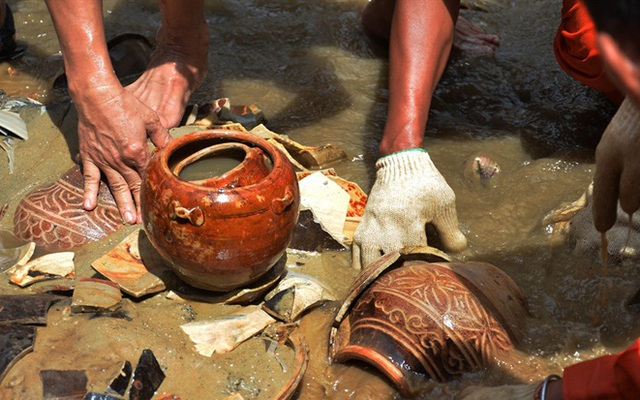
[9,251,75,287]
[180,305,276,356]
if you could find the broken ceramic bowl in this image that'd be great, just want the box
[141,130,300,292]
[329,249,528,397]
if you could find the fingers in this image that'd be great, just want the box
[103,165,141,225]
[618,165,640,215]
[351,241,362,270]
[592,161,621,233]
[148,121,173,149]
[82,154,143,225]
[431,208,468,253]
[81,161,101,212]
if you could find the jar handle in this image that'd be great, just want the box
[271,186,295,215]
[169,200,205,226]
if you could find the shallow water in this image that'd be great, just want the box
[1,0,638,399]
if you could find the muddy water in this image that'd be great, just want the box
[1,0,639,399]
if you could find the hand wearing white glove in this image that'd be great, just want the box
[352,149,467,270]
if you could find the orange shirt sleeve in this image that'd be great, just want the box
[553,0,623,105]
[563,338,640,399]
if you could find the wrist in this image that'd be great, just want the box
[375,148,436,182]
[534,375,562,400]
[379,147,427,161]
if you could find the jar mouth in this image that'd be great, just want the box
[162,131,277,191]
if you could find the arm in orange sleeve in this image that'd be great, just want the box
[563,338,640,399]
[553,0,623,105]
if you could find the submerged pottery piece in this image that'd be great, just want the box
[330,251,528,397]
[0,228,35,272]
[463,153,501,183]
[91,229,173,298]
[70,278,122,314]
[0,325,36,383]
[129,349,165,400]
[13,165,122,252]
[0,294,61,325]
[141,130,300,292]
[106,360,132,397]
[40,369,88,399]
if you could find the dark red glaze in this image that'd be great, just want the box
[330,254,528,397]
[141,130,300,292]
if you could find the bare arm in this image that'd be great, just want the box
[380,0,459,155]
[44,1,206,225]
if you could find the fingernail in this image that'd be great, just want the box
[84,199,91,210]
[125,211,135,224]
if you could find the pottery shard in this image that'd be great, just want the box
[13,165,122,251]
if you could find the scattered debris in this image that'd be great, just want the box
[188,98,266,131]
[262,271,337,322]
[129,349,166,400]
[0,325,36,382]
[181,306,277,356]
[7,251,75,287]
[0,294,62,325]
[91,229,174,298]
[298,171,350,247]
[83,392,123,400]
[40,369,88,400]
[250,124,347,170]
[296,169,366,245]
[106,360,132,397]
[0,228,35,272]
[71,278,123,314]
[289,210,345,252]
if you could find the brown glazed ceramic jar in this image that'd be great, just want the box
[329,251,528,397]
[141,130,300,291]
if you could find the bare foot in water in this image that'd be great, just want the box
[453,15,500,56]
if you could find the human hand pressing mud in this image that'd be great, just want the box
[75,84,171,225]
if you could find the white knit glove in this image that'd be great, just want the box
[352,149,467,270]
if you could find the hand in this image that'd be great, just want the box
[75,85,171,224]
[125,8,209,129]
[592,97,640,232]
[352,149,467,270]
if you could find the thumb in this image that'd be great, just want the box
[148,125,173,149]
[351,241,363,270]
[431,207,468,253]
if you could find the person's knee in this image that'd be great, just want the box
[361,0,395,41]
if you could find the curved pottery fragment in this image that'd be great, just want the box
[329,250,528,397]
[13,165,122,251]
[0,229,35,271]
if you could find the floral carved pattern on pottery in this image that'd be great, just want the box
[349,263,514,381]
